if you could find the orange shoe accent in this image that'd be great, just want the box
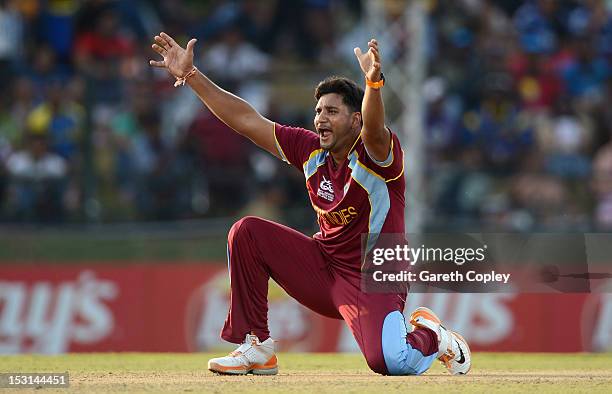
[252,354,278,371]
[409,307,441,328]
[438,351,455,369]
[208,362,249,374]
[209,354,278,375]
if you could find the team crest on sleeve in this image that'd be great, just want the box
[317,176,335,202]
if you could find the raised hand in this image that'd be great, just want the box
[149,32,197,79]
[353,39,382,82]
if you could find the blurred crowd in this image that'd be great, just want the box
[1,0,612,232]
[424,0,612,231]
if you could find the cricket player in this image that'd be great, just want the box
[150,32,471,376]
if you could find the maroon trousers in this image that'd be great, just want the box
[221,216,406,375]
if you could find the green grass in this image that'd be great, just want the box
[1,353,611,393]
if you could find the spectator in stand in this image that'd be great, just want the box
[458,75,533,173]
[1,0,611,230]
[266,0,335,61]
[0,77,36,155]
[535,97,593,179]
[24,44,71,98]
[26,79,84,162]
[131,110,190,220]
[509,171,569,229]
[513,0,571,55]
[509,52,562,111]
[4,130,67,222]
[423,77,461,159]
[88,80,155,220]
[35,0,79,65]
[0,0,24,90]
[73,6,134,104]
[567,0,612,56]
[203,22,270,90]
[562,37,610,102]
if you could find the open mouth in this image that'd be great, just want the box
[318,128,332,139]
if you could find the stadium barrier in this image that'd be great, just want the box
[0,264,610,354]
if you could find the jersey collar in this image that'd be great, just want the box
[348,132,362,155]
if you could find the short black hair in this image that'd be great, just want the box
[314,76,364,113]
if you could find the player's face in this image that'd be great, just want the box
[314,93,360,152]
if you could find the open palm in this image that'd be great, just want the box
[149,32,197,78]
[354,39,382,82]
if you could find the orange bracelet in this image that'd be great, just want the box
[366,73,385,89]
[174,66,198,87]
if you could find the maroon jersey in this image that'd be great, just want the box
[274,123,405,273]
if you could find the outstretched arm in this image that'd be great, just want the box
[354,39,390,162]
[149,32,278,157]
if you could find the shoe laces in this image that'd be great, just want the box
[437,326,458,368]
[438,350,456,368]
[228,334,261,358]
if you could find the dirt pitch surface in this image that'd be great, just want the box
[1,353,611,393]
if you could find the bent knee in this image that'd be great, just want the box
[228,216,265,243]
[364,353,389,375]
[382,344,436,376]
[380,310,427,375]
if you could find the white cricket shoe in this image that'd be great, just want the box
[409,307,471,375]
[208,333,278,375]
